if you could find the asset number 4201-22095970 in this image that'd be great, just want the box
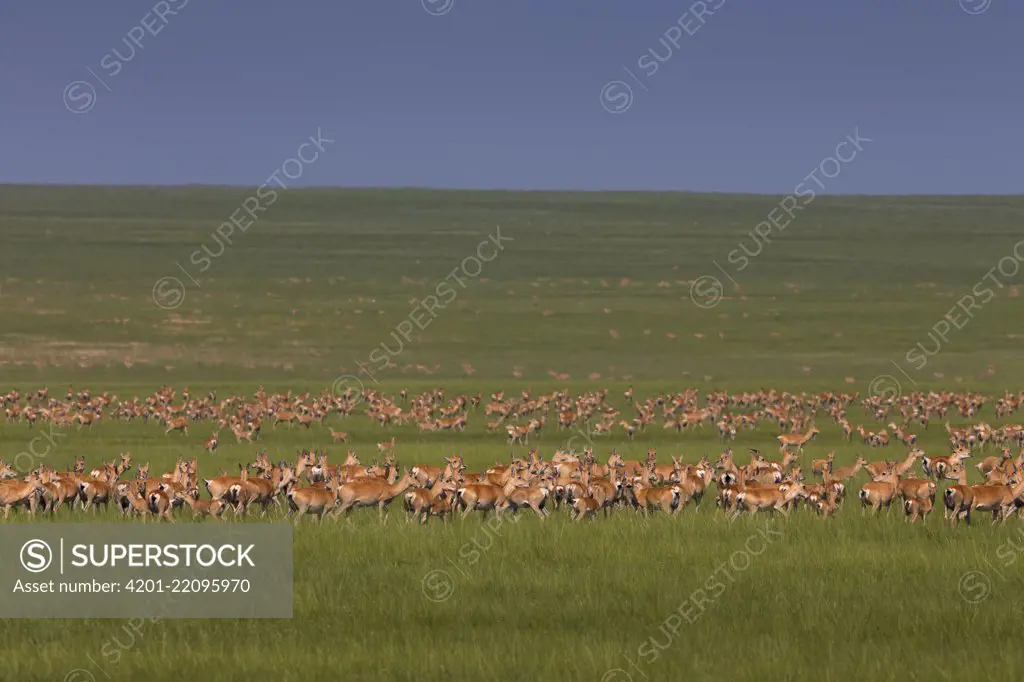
[125,578,251,593]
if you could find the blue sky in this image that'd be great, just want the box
[0,0,1019,193]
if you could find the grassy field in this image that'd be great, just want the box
[2,186,1024,681]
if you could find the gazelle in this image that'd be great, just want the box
[182,488,227,519]
[944,464,974,527]
[776,426,819,453]
[271,409,297,428]
[571,488,600,521]
[204,431,219,454]
[892,449,923,477]
[858,470,899,515]
[164,417,188,436]
[809,482,842,518]
[0,474,45,519]
[810,451,835,478]
[89,453,133,480]
[904,496,933,524]
[118,482,151,519]
[827,456,867,484]
[203,469,246,503]
[404,477,457,525]
[965,475,1024,524]
[337,471,416,522]
[147,484,179,522]
[506,477,552,519]
[923,448,972,481]
[761,450,799,473]
[895,476,937,505]
[287,480,342,523]
[645,455,681,485]
[674,463,712,512]
[41,472,81,514]
[977,448,1012,476]
[231,422,254,443]
[454,475,527,521]
[889,423,917,447]
[865,459,895,480]
[814,495,839,518]
[79,468,119,512]
[330,429,349,444]
[627,481,682,517]
[231,465,293,517]
[732,482,806,519]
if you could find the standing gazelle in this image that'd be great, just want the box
[164,417,188,436]
[337,471,415,522]
[776,426,820,454]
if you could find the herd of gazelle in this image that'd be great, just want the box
[2,441,1024,526]
[3,385,1024,525]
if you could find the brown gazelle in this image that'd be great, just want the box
[337,470,416,522]
[732,482,806,519]
[404,476,457,525]
[506,478,552,519]
[0,473,45,518]
[858,470,899,515]
[571,488,600,521]
[776,426,820,453]
[41,471,81,515]
[811,451,835,478]
[182,488,227,520]
[79,467,119,512]
[828,456,867,484]
[164,417,188,436]
[147,484,179,522]
[964,474,1024,524]
[923,448,972,481]
[673,462,711,513]
[455,475,527,520]
[944,463,974,526]
[977,448,1012,476]
[119,482,151,520]
[864,459,895,480]
[628,481,682,517]
[904,496,933,524]
[896,476,936,506]
[813,487,841,518]
[203,469,246,503]
[287,480,342,523]
[204,431,219,454]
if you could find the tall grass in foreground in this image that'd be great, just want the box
[3,509,1024,681]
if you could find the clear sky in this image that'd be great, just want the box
[0,0,1019,193]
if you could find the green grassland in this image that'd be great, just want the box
[2,186,1024,681]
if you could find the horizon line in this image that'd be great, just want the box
[1,183,1021,199]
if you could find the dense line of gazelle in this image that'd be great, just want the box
[4,384,1024,526]
[3,442,1024,526]
[5,385,1024,454]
